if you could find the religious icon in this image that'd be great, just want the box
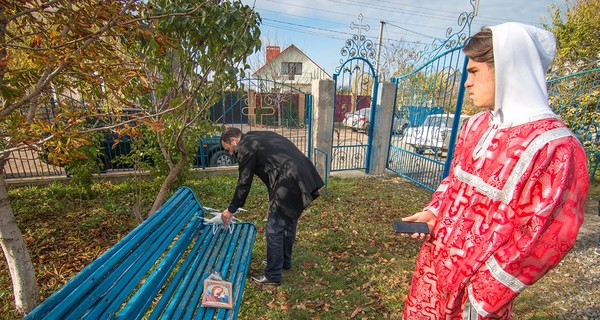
[201,279,233,309]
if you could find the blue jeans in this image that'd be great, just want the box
[264,210,298,282]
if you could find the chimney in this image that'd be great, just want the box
[266,45,280,63]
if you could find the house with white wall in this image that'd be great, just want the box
[252,45,331,93]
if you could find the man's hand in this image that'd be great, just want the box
[402,210,437,241]
[221,209,233,225]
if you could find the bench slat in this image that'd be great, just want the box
[26,187,200,319]
[144,222,216,319]
[180,228,241,319]
[25,186,257,320]
[97,211,203,318]
[222,224,255,319]
[178,231,234,319]
[154,223,256,320]
[69,198,200,318]
[118,213,205,318]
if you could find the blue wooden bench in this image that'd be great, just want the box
[25,186,257,320]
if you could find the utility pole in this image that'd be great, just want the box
[375,20,385,79]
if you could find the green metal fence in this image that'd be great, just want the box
[548,64,600,177]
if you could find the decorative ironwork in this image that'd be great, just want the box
[411,0,477,65]
[242,87,287,126]
[336,14,376,74]
[331,139,367,170]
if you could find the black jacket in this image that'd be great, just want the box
[227,131,324,219]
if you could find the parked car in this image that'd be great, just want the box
[342,107,409,135]
[42,133,236,172]
[403,113,471,155]
[100,134,237,171]
[100,134,238,171]
[194,135,236,167]
[98,133,143,171]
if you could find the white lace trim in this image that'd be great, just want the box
[473,126,498,160]
[456,127,574,204]
[486,255,528,293]
[424,206,439,216]
[467,283,491,317]
[436,184,448,193]
[462,297,479,320]
[502,127,573,203]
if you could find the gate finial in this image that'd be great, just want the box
[337,13,376,74]
[350,13,370,49]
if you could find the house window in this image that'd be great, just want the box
[281,62,302,80]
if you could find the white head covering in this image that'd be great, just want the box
[488,22,557,125]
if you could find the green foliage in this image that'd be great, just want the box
[544,0,600,151]
[544,0,600,67]
[128,0,262,183]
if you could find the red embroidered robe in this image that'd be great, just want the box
[403,112,589,319]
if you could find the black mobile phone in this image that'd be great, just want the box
[393,221,430,234]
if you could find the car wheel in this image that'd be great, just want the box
[210,150,234,166]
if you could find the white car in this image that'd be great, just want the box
[342,107,409,135]
[403,113,470,155]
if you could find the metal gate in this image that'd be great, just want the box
[331,14,378,172]
[387,48,468,191]
[385,9,475,191]
[547,63,600,178]
[387,40,600,190]
[3,78,313,179]
[207,77,313,162]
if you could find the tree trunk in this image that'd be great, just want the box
[149,127,192,217]
[0,175,40,315]
[149,155,188,215]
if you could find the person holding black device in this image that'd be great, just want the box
[399,23,589,319]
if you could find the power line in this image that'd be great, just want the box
[257,8,446,43]
[260,0,456,33]
[385,22,440,40]
[262,17,426,46]
[250,0,507,48]
[325,0,460,22]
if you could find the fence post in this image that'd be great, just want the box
[311,79,335,179]
[368,82,395,174]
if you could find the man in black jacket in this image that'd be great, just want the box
[220,127,324,285]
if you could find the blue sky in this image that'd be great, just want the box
[240,0,565,75]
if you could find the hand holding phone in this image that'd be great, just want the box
[393,221,430,234]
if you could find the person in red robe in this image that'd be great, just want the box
[401,22,589,319]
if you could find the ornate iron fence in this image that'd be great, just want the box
[2,78,313,179]
[548,62,600,177]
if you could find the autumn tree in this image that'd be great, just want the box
[136,0,261,213]
[0,0,260,315]
[0,1,154,314]
[378,39,421,82]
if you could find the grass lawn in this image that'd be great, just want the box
[1,173,598,319]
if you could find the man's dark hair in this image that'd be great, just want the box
[221,127,243,144]
[463,27,494,68]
